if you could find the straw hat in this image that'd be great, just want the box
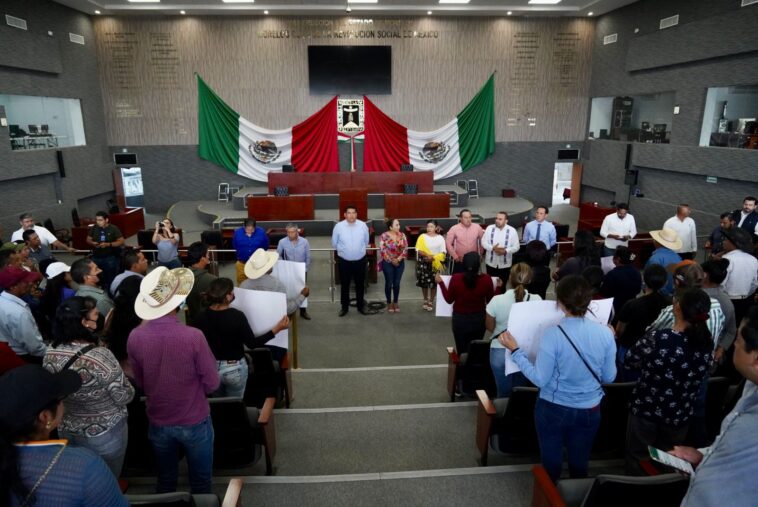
[134,266,194,320]
[244,248,279,280]
[649,228,683,251]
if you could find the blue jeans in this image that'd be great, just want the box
[148,416,214,493]
[93,255,119,296]
[489,347,530,398]
[535,398,601,483]
[215,359,248,399]
[60,418,128,478]
[381,260,405,304]
[158,258,182,269]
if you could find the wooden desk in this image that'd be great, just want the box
[384,193,450,219]
[109,208,145,239]
[246,195,315,221]
[268,171,434,195]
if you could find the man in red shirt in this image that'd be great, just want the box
[445,209,484,274]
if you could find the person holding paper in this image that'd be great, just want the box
[623,288,713,476]
[276,223,312,320]
[241,249,309,316]
[499,275,617,483]
[193,277,289,397]
[599,202,636,257]
[481,211,520,289]
[486,263,540,398]
[436,252,496,355]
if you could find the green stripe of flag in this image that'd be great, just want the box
[197,75,241,173]
[456,74,495,171]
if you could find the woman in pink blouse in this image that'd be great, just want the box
[379,218,408,313]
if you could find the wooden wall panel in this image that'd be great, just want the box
[94,16,594,146]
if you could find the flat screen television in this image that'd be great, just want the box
[308,46,391,95]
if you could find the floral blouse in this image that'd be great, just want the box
[626,328,712,427]
[379,231,408,263]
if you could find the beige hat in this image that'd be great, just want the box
[650,227,683,251]
[244,248,279,280]
[134,266,194,320]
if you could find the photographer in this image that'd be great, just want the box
[151,218,181,269]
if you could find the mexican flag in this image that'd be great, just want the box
[363,74,495,180]
[197,75,339,181]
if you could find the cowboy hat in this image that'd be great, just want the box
[649,228,683,251]
[134,266,194,320]
[244,248,279,280]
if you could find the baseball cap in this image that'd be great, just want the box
[0,266,43,289]
[46,262,71,279]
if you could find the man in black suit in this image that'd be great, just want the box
[732,196,758,242]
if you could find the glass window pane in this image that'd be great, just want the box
[0,94,86,151]
[700,85,758,149]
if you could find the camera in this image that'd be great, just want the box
[158,223,164,229]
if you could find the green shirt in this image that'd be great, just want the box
[76,285,114,316]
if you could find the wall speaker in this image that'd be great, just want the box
[56,150,65,177]
[282,164,294,173]
[557,149,580,160]
[113,153,137,165]
[624,169,638,186]
[624,143,632,169]
[400,164,414,172]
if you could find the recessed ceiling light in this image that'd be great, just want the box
[221,0,254,3]
[507,10,512,15]
[347,0,378,3]
[180,10,186,14]
[528,0,561,4]
[127,0,160,3]
[587,11,594,15]
[438,0,470,4]
[94,10,101,14]
[264,9,269,14]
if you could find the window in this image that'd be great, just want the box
[1,94,86,151]
[588,92,675,144]
[699,85,758,149]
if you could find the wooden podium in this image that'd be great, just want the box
[338,188,368,221]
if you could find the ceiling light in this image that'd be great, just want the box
[587,11,594,15]
[221,0,254,3]
[94,10,101,14]
[507,10,512,15]
[438,0,470,4]
[127,0,160,3]
[264,9,269,14]
[180,10,186,14]
[528,0,561,4]
[427,10,432,14]
[348,0,378,3]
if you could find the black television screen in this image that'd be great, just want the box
[308,46,391,95]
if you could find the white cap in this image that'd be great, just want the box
[45,262,70,279]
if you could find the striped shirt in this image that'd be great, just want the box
[646,299,725,351]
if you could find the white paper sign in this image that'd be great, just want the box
[230,287,289,349]
[272,260,307,309]
[601,256,615,274]
[504,297,614,375]
[435,275,499,317]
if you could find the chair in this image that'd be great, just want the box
[468,179,479,199]
[403,183,418,195]
[456,179,468,191]
[218,183,230,202]
[591,382,634,457]
[123,397,154,473]
[475,387,540,464]
[126,478,243,507]
[209,396,277,475]
[531,465,688,507]
[243,348,288,409]
[458,340,496,397]
[704,376,731,441]
[447,190,459,206]
[274,186,289,197]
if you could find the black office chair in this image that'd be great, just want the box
[244,348,284,409]
[458,340,496,397]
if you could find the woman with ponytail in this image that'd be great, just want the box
[436,252,496,355]
[486,263,541,398]
[624,288,713,475]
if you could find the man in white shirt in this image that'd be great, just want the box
[11,213,75,253]
[720,227,758,325]
[481,211,520,288]
[663,204,698,260]
[599,202,637,257]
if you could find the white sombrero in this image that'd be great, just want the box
[134,266,194,320]
[244,248,279,280]
[649,227,683,251]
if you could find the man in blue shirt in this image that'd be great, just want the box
[331,206,369,316]
[646,227,683,297]
[277,223,312,320]
[233,218,269,284]
[0,266,46,363]
[523,206,557,249]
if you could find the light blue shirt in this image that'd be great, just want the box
[277,236,311,272]
[681,382,758,507]
[511,316,616,408]
[487,289,542,349]
[645,246,682,297]
[0,291,47,357]
[110,270,145,297]
[331,220,369,261]
[523,220,557,248]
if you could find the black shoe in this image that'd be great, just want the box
[300,310,311,320]
[338,308,348,317]
[357,305,369,315]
